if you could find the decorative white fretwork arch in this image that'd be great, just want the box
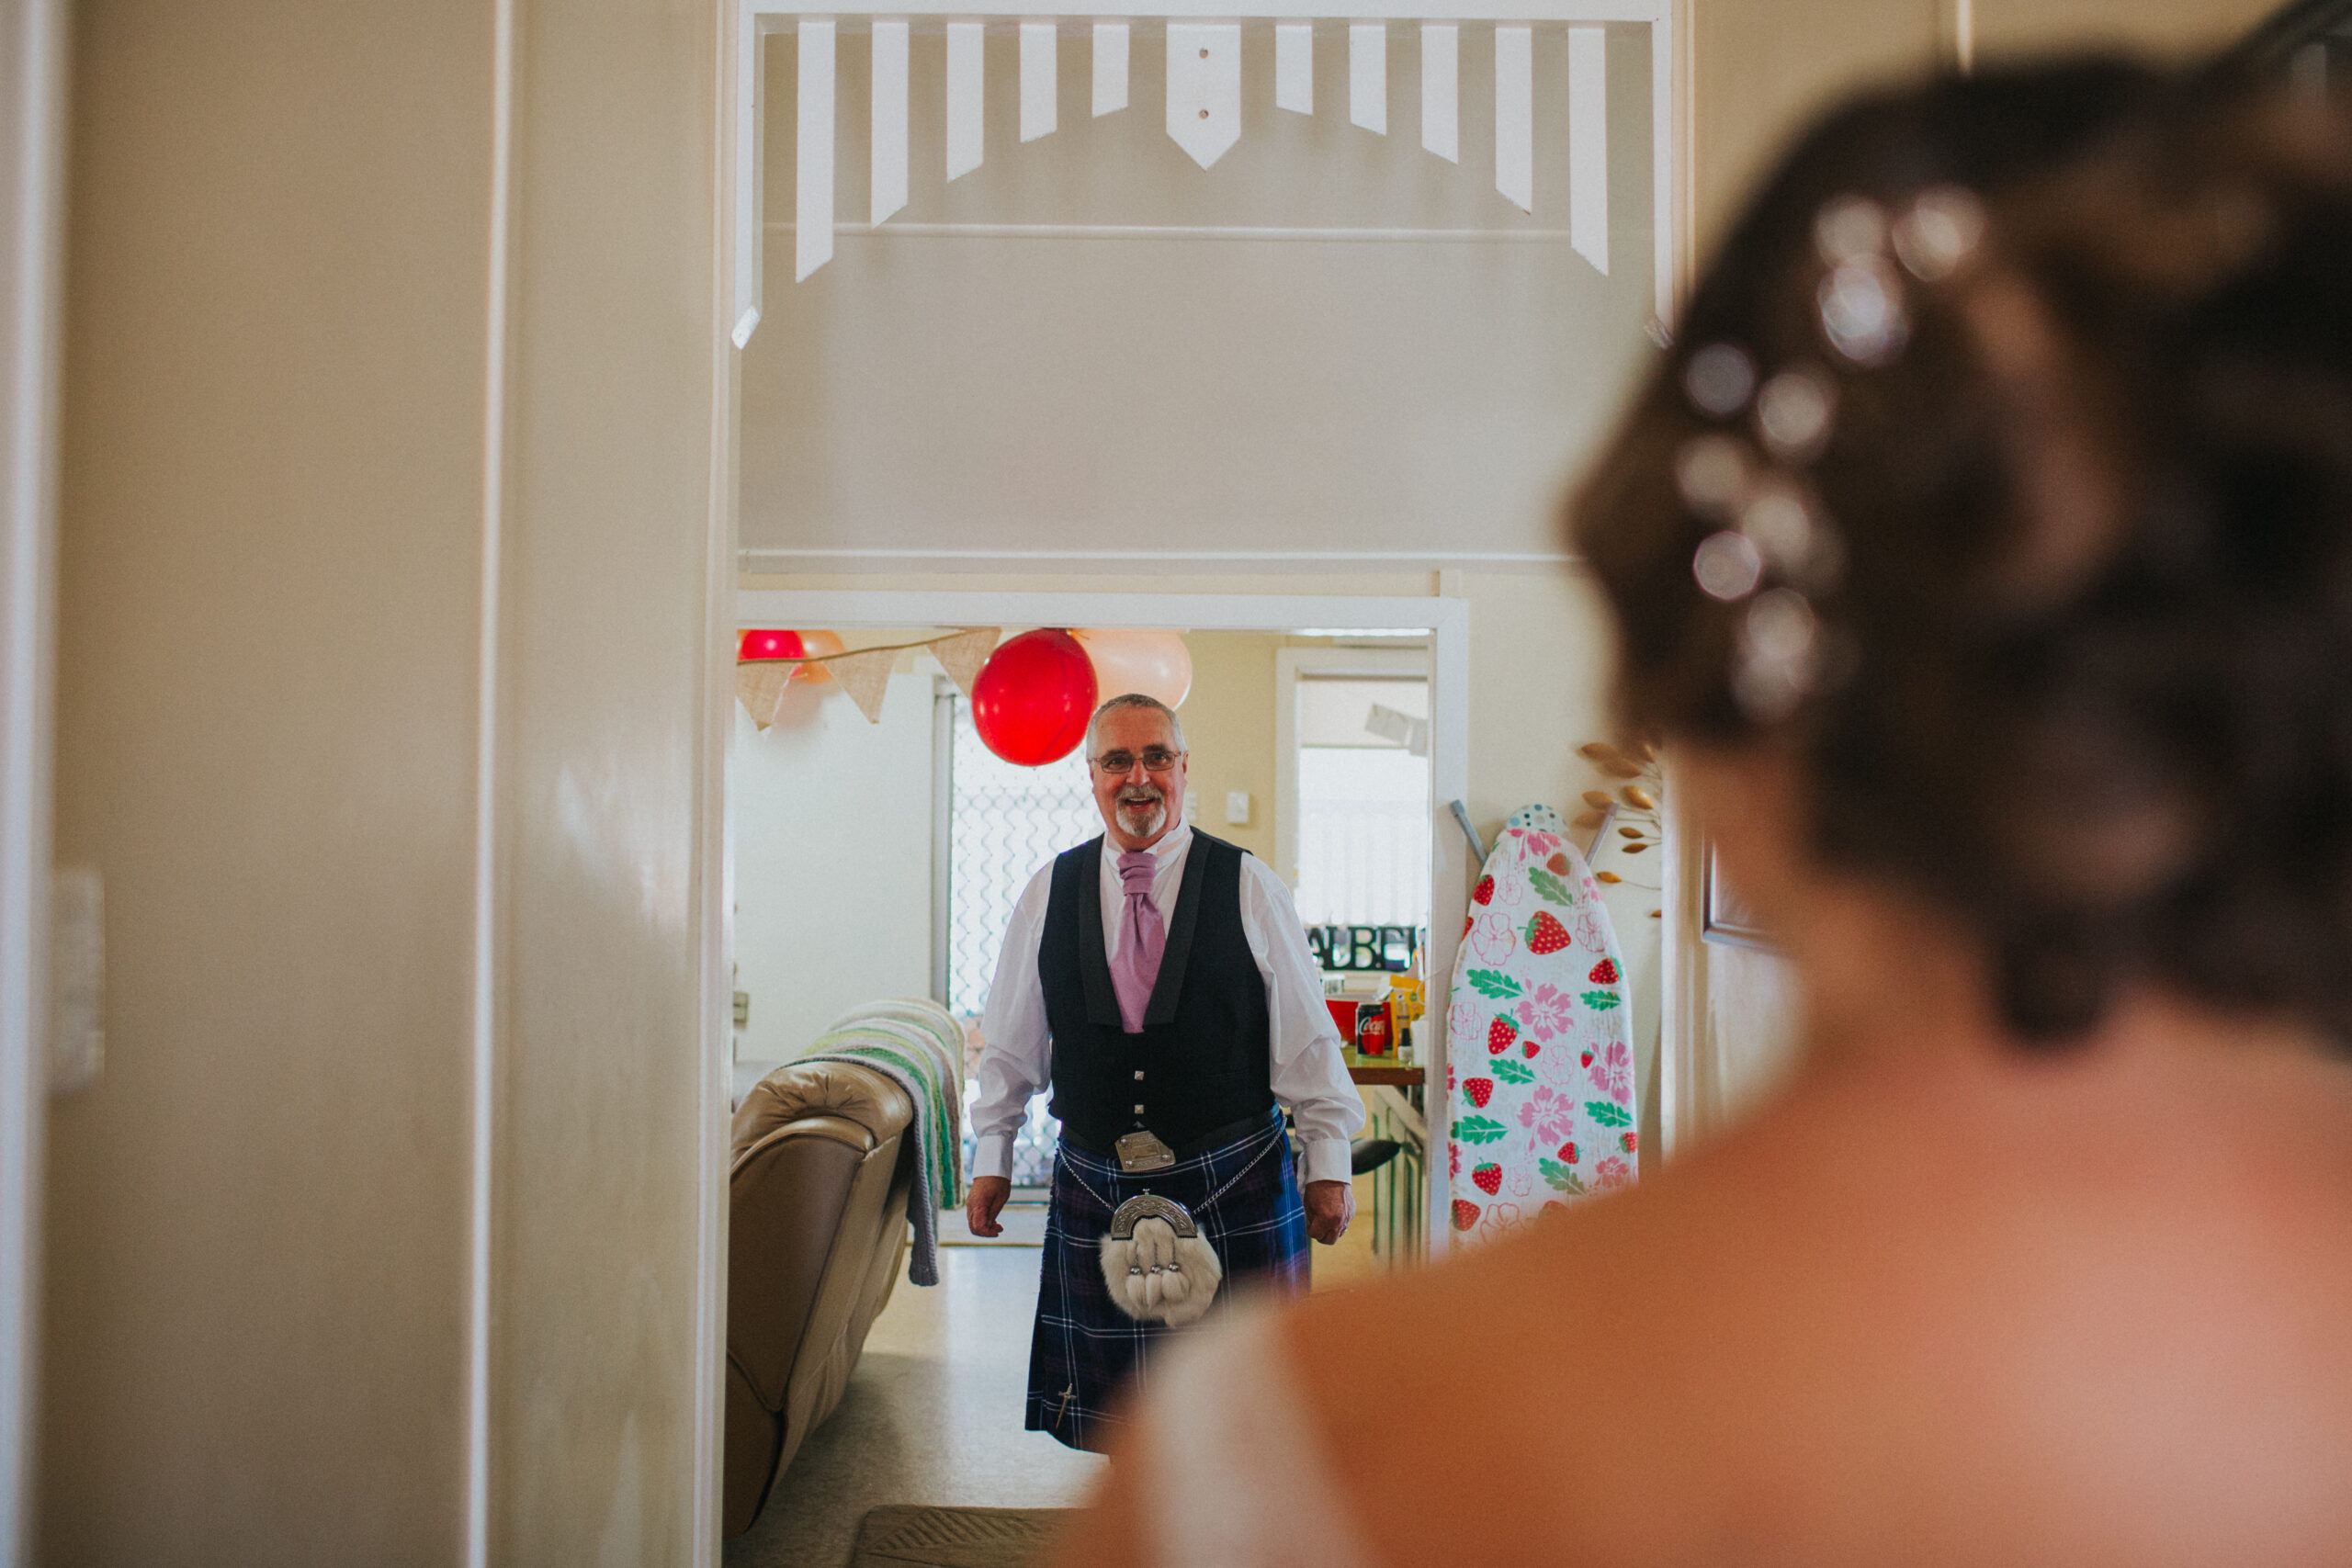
[730,0,1677,346]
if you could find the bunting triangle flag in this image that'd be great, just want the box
[738,626,1008,725]
[1166,24,1241,169]
[828,646,901,723]
[928,627,999,699]
[736,662,794,731]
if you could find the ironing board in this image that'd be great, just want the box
[1443,804,1635,1244]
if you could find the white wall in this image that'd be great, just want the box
[731,673,936,1065]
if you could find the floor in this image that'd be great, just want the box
[725,1167,1392,1568]
[724,1245,1107,1568]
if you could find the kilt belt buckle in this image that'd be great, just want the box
[1113,1129,1177,1173]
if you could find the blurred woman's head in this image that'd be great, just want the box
[1574,62,2352,1042]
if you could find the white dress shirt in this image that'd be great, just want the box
[974,823,1366,1187]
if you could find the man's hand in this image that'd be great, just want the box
[967,1175,1012,1237]
[1304,1179,1353,1245]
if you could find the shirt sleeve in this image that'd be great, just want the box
[972,865,1057,1182]
[1236,856,1367,1185]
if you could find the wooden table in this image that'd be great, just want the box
[1343,1052,1424,1088]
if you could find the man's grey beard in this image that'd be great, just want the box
[1115,785,1166,838]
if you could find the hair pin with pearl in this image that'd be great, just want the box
[1669,180,1985,725]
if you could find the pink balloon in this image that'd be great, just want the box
[1071,628,1192,708]
[791,628,845,683]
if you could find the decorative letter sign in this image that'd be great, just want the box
[1166,23,1242,170]
[797,19,835,281]
[946,20,984,180]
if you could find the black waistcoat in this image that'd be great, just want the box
[1040,831,1274,1153]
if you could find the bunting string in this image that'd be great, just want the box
[737,626,1001,729]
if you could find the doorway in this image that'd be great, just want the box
[731,586,1469,1246]
[718,591,1465,1556]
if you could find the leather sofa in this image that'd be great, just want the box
[723,1054,918,1539]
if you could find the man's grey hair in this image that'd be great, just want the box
[1087,692,1187,756]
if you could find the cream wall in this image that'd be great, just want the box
[1687,0,1939,261]
[42,1,725,1562]
[41,6,489,1558]
[1971,0,2277,61]
[1172,630,1283,867]
[1685,0,2278,270]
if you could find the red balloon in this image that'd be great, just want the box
[972,628,1099,766]
[738,627,807,662]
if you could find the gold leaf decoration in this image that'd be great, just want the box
[1623,842,1648,854]
[1617,826,1643,839]
[1595,870,1623,884]
[1572,809,1605,829]
[1622,785,1657,811]
[1581,790,1614,810]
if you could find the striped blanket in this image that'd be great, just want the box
[800,998,966,1286]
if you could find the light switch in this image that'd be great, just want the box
[51,867,103,1095]
[1225,790,1251,826]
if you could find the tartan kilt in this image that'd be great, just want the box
[1025,1107,1306,1453]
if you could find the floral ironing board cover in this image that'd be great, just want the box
[1445,804,1636,1243]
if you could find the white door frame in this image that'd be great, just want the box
[0,0,64,1561]
[737,587,1471,1253]
[0,0,65,1559]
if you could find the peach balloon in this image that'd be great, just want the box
[791,628,846,683]
[1071,628,1192,709]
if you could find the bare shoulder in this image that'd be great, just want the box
[1279,1035,2352,1565]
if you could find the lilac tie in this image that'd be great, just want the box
[1110,851,1166,1034]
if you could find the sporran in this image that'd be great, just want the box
[1098,1194,1225,1327]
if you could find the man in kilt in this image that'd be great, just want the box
[967,692,1364,1453]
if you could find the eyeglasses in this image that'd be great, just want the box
[1091,748,1183,775]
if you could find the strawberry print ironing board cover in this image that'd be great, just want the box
[1445,804,1636,1244]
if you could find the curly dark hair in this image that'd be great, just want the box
[1571,60,2352,1039]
